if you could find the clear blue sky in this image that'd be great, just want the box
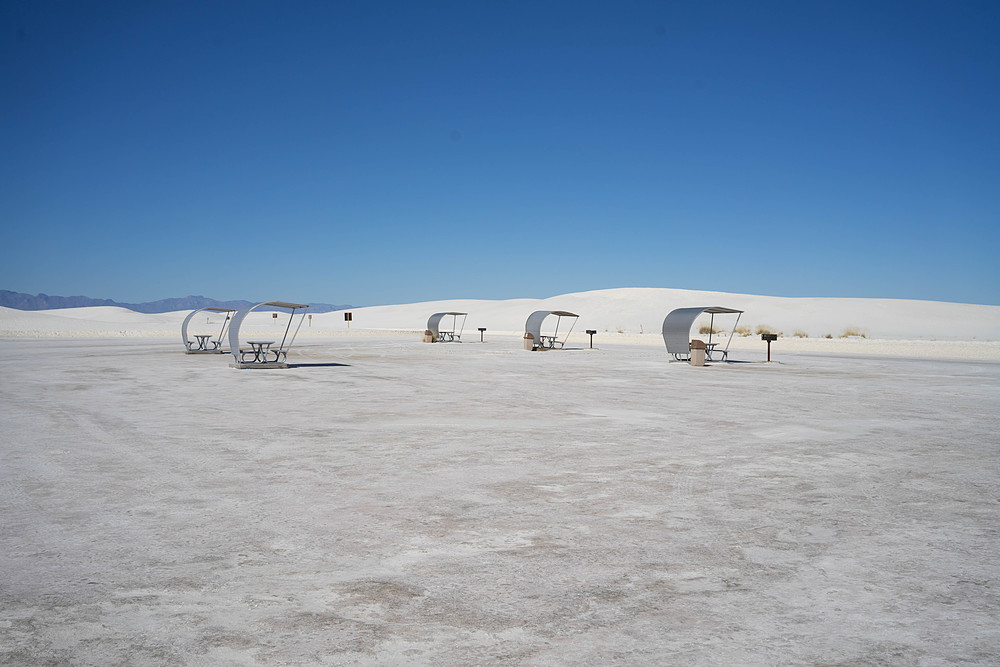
[2,1,998,306]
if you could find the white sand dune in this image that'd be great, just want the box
[327,288,1000,341]
[0,305,183,337]
[3,288,998,359]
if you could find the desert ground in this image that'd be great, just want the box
[2,326,998,665]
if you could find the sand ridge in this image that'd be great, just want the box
[3,287,999,360]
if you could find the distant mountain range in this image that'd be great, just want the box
[0,291,352,314]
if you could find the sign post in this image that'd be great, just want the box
[761,333,777,362]
[344,312,353,329]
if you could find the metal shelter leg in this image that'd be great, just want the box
[563,317,578,346]
[722,312,741,360]
[286,309,307,356]
[278,310,294,350]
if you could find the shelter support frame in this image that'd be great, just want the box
[662,306,743,362]
[524,310,580,350]
[426,312,468,342]
[228,301,310,369]
[181,307,236,353]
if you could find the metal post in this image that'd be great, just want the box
[586,329,596,348]
[286,308,308,355]
[478,327,486,342]
[280,309,294,350]
[761,333,777,362]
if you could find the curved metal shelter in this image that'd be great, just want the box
[524,310,579,350]
[228,301,310,368]
[426,312,467,342]
[181,307,236,353]
[662,306,743,361]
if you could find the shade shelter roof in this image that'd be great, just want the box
[181,307,236,352]
[261,301,309,310]
[427,312,467,339]
[662,306,743,361]
[228,301,310,367]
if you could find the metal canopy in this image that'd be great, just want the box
[181,307,236,352]
[262,301,309,310]
[427,312,467,341]
[524,310,579,349]
[228,301,310,367]
[662,306,744,361]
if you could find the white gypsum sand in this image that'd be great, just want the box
[325,287,1000,342]
[2,287,999,360]
[0,334,998,664]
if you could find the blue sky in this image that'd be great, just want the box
[2,1,998,306]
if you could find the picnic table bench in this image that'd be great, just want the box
[186,334,222,351]
[240,340,283,364]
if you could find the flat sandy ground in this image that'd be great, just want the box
[2,336,998,665]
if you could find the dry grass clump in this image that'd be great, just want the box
[825,333,833,339]
[793,330,808,338]
[698,325,720,335]
[840,327,867,338]
[734,325,752,337]
[755,324,782,337]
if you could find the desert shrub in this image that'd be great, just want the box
[840,327,867,338]
[698,325,720,335]
[734,325,752,337]
[824,333,833,339]
[793,330,808,338]
[755,324,782,336]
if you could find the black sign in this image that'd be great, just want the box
[344,312,353,321]
[761,333,777,341]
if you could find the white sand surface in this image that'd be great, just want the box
[1,335,998,664]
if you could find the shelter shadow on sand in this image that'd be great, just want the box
[287,362,352,368]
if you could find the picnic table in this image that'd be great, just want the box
[192,334,217,351]
[241,340,275,363]
[538,335,563,349]
[705,342,728,361]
